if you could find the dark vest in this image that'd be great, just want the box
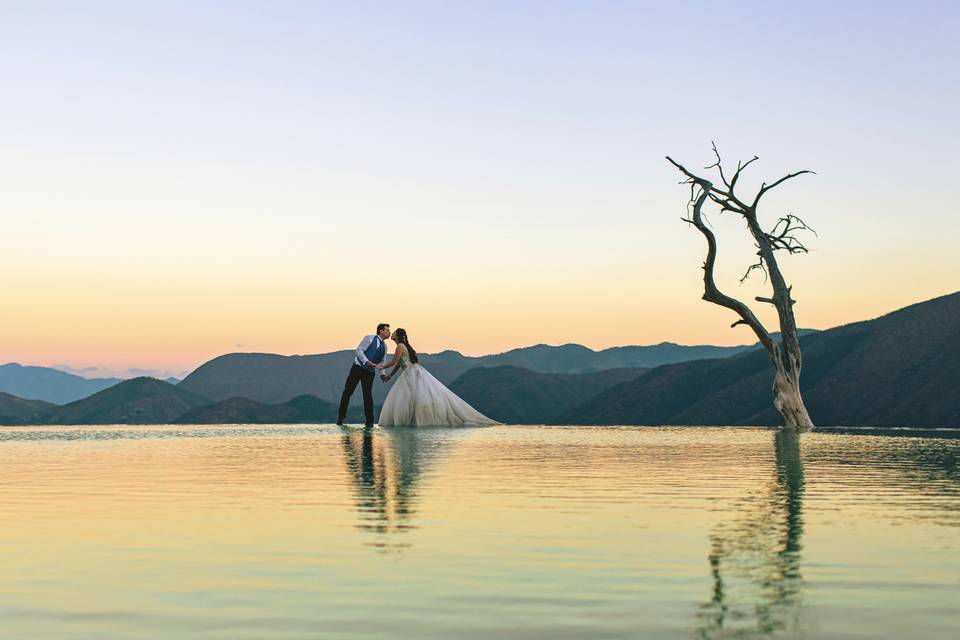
[363,336,386,367]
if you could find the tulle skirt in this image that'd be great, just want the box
[379,363,499,427]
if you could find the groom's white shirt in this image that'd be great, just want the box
[354,335,381,368]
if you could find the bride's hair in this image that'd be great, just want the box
[394,328,419,364]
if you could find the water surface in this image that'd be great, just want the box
[0,425,957,639]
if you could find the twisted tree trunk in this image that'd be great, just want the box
[772,349,811,428]
[666,147,815,429]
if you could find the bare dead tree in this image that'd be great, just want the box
[666,145,815,429]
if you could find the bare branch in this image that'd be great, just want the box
[701,145,755,212]
[707,191,747,215]
[666,156,704,183]
[740,259,768,284]
[771,213,817,238]
[707,141,731,188]
[729,155,759,193]
[764,213,816,254]
[666,157,774,351]
[768,236,809,254]
[752,170,816,208]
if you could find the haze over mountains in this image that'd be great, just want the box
[0,364,122,404]
[0,293,957,428]
[51,364,185,383]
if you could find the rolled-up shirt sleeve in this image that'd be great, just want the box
[355,335,374,366]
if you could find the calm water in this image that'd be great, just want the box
[0,425,957,639]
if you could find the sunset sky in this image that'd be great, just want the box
[2,1,958,378]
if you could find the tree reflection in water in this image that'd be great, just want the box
[698,430,806,638]
[341,427,445,552]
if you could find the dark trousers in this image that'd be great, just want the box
[338,364,375,426]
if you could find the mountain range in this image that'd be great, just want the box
[0,293,956,428]
[557,291,960,428]
[2,334,807,408]
[176,339,785,407]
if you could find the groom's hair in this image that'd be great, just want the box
[376,323,390,333]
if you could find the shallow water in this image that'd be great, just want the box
[0,424,957,639]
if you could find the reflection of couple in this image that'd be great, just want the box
[340,426,448,551]
[336,323,498,428]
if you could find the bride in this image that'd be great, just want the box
[378,328,499,427]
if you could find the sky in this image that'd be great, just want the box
[2,1,958,378]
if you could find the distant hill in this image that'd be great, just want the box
[449,366,648,423]
[559,292,960,428]
[0,385,370,426]
[474,343,733,373]
[40,377,212,425]
[0,363,121,404]
[178,352,353,406]
[176,394,360,424]
[178,338,783,406]
[0,392,56,421]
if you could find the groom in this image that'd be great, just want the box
[337,323,390,428]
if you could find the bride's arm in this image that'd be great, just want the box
[384,345,406,380]
[380,344,403,370]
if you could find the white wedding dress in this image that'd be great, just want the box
[379,348,499,427]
